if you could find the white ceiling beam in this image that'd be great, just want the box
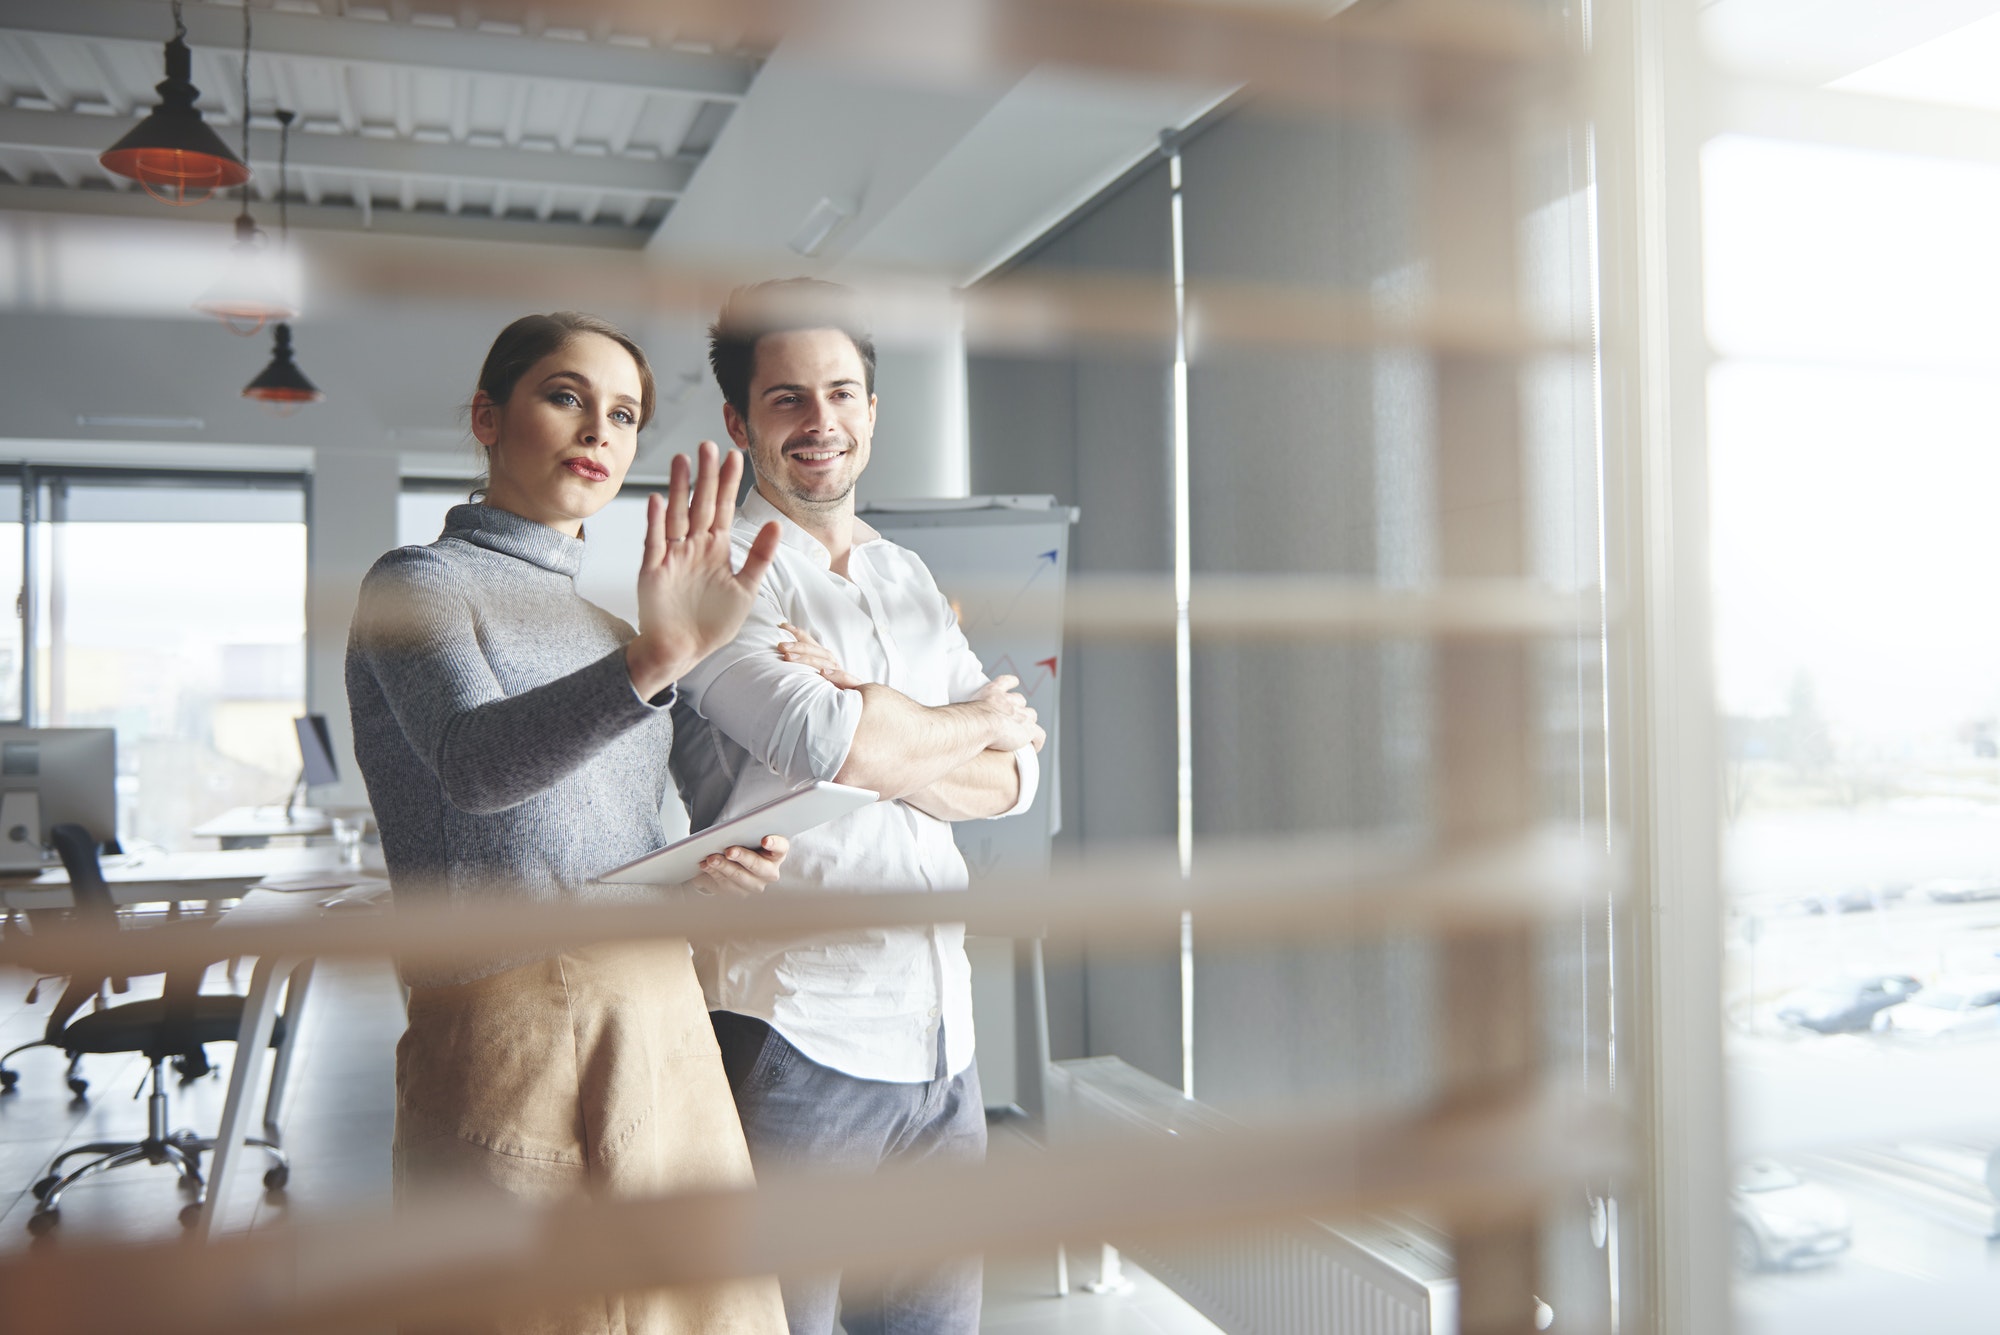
[0,0,756,103]
[0,179,655,249]
[0,106,694,196]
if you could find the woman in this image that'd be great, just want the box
[345,312,786,1334]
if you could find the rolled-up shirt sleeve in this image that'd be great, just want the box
[936,581,1041,820]
[997,743,1039,818]
[677,586,864,785]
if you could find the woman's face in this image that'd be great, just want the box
[472,332,644,537]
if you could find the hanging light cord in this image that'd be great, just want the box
[171,0,185,42]
[276,108,293,241]
[237,0,252,219]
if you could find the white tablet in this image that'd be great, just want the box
[596,781,879,886]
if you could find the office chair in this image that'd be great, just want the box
[21,823,290,1235]
[1,834,131,1101]
[0,979,95,1101]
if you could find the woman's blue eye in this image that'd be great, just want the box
[612,408,636,425]
[551,390,580,407]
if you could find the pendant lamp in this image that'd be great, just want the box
[194,212,298,334]
[99,2,249,206]
[243,114,323,414]
[242,323,323,415]
[193,4,294,333]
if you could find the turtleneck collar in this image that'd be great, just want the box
[443,503,585,579]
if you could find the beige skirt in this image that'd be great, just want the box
[395,938,786,1335]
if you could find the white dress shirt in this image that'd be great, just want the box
[672,490,1038,1083]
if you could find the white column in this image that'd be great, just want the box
[860,318,970,504]
[307,449,401,808]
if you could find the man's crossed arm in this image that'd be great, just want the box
[778,623,1044,822]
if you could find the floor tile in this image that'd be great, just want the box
[0,959,1230,1335]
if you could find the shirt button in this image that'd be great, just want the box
[928,1006,941,1019]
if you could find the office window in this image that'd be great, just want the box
[1707,132,2000,1324]
[30,472,307,851]
[395,484,462,558]
[400,480,659,626]
[0,476,22,723]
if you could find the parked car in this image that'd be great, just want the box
[1775,974,1922,1034]
[1834,883,1910,913]
[1882,975,2000,1040]
[1732,1159,1852,1271]
[1775,884,1906,915]
[1919,878,2000,904]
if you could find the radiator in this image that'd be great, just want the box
[1046,1056,1456,1335]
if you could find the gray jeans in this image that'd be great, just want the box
[710,1011,986,1335]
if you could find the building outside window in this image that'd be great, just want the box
[17,471,308,852]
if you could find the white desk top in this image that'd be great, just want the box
[0,845,378,911]
[192,807,337,840]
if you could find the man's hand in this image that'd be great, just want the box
[626,441,782,699]
[971,675,1041,753]
[785,624,1043,755]
[776,622,866,688]
[689,834,789,898]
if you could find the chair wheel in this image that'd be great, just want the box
[263,1165,289,1191]
[26,1209,58,1236]
[0,1069,17,1092]
[178,1174,202,1194]
[66,1077,88,1099]
[178,1203,203,1230]
[31,1175,57,1201]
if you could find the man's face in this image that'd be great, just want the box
[724,327,875,518]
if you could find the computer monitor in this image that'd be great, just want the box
[295,715,339,787]
[0,726,117,847]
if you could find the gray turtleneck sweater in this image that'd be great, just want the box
[346,503,677,986]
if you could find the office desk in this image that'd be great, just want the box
[192,807,335,849]
[2,845,387,1238]
[0,845,350,912]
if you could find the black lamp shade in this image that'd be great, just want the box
[99,35,250,205]
[243,323,324,409]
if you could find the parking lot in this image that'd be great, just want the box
[1725,790,2000,1320]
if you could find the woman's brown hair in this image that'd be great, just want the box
[468,311,655,498]
[475,310,656,427]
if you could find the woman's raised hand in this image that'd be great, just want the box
[625,441,781,699]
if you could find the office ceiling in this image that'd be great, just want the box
[0,0,1243,465]
[0,0,760,248]
[0,0,1237,280]
[1700,0,2000,83]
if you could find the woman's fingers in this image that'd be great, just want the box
[664,451,691,544]
[712,447,745,534]
[736,520,782,592]
[686,439,720,536]
[641,492,666,569]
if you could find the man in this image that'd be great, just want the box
[672,279,1044,1335]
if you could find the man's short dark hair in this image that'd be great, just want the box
[707,278,877,416]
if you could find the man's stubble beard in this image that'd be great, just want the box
[748,425,858,514]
